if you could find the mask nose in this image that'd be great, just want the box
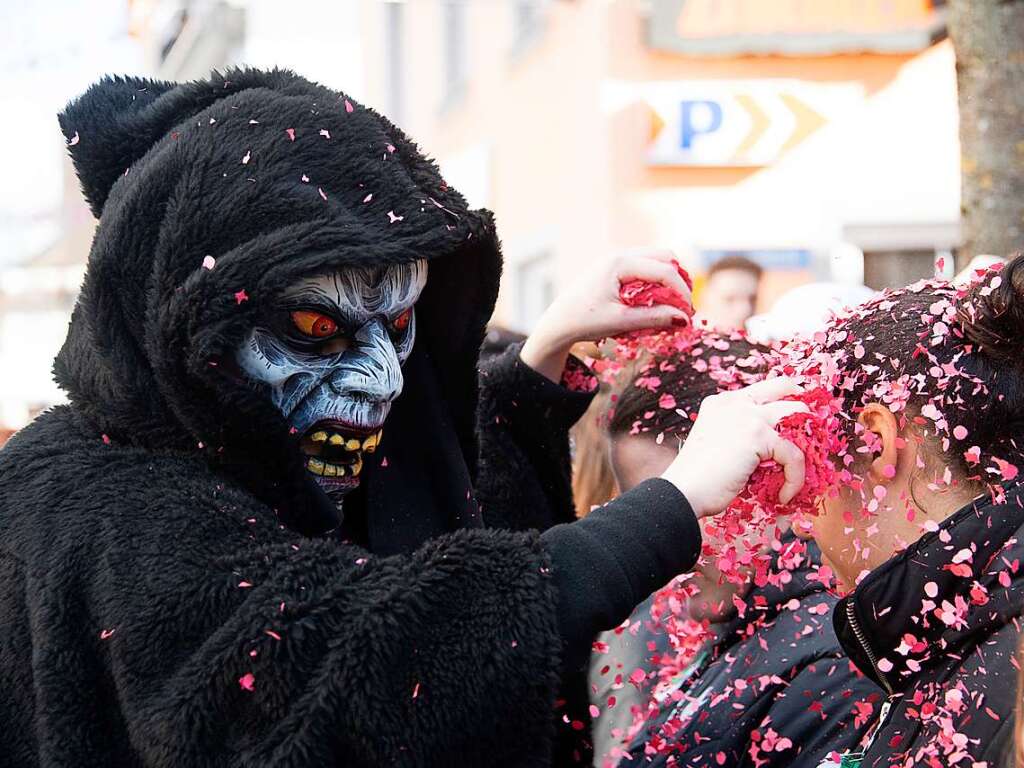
[328,319,404,403]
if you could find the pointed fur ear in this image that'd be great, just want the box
[58,75,181,218]
[58,69,314,218]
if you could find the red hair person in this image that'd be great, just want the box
[793,254,1024,767]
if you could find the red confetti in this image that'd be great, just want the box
[618,261,694,332]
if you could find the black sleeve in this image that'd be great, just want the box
[476,341,596,532]
[14,468,566,767]
[542,478,702,670]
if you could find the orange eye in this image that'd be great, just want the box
[391,308,413,333]
[291,310,338,338]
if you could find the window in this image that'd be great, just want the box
[862,249,937,291]
[384,1,404,123]
[441,0,467,109]
[511,0,546,54]
[516,252,556,330]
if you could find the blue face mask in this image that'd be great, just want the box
[236,260,427,501]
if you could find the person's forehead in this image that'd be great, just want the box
[285,260,428,314]
[708,268,759,293]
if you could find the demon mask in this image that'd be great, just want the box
[236,260,428,501]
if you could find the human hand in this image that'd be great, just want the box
[520,249,692,382]
[660,378,809,518]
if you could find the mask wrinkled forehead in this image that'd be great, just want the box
[286,259,428,317]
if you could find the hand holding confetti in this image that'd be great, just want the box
[659,377,810,518]
[521,249,692,382]
[619,258,694,317]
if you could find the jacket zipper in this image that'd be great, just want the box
[839,697,894,767]
[845,600,894,696]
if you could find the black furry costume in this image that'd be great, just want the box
[0,71,702,767]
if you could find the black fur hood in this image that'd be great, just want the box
[55,69,502,545]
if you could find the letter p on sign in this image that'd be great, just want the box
[680,100,723,149]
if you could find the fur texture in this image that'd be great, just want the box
[0,69,572,767]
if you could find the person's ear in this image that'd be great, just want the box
[858,402,901,483]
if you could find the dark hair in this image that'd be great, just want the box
[707,255,763,281]
[607,334,773,440]
[821,252,1024,483]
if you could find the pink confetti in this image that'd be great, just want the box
[234,290,249,304]
[265,630,281,641]
[285,128,296,141]
[344,99,354,113]
[68,131,80,146]
[99,628,116,640]
[952,425,968,440]
[238,581,252,588]
[387,210,404,223]
[412,682,420,699]
[363,193,373,204]
[924,581,938,598]
[318,187,328,201]
[993,457,1019,481]
[239,673,255,691]
[101,434,111,445]
[202,255,216,271]
[319,129,331,139]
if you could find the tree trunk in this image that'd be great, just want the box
[947,0,1024,268]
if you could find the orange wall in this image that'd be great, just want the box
[360,0,940,327]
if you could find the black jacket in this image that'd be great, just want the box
[0,70,702,767]
[623,540,877,768]
[833,485,1024,768]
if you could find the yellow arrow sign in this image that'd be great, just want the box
[731,93,771,161]
[779,93,826,154]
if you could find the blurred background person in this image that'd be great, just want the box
[694,256,762,332]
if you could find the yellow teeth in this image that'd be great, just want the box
[307,458,348,478]
[302,428,382,473]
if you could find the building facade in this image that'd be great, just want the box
[358,0,960,330]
